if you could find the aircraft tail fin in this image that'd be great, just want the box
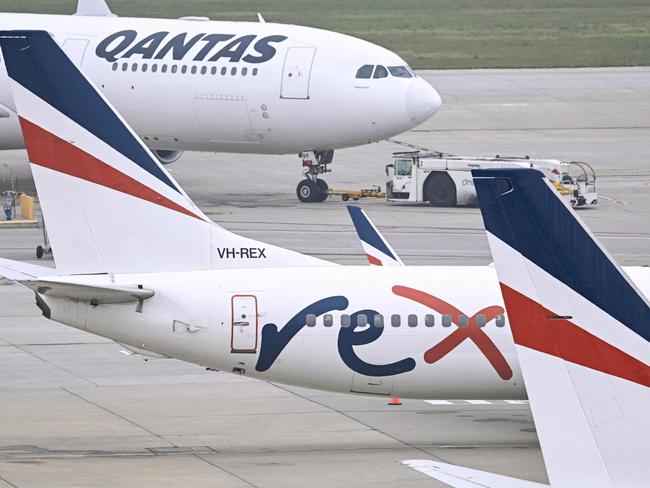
[473,168,650,488]
[0,31,326,274]
[75,0,116,17]
[346,206,403,266]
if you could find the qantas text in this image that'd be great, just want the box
[96,31,288,64]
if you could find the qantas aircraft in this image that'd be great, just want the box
[0,0,441,202]
[403,168,650,487]
[0,31,647,401]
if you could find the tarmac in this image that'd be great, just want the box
[0,67,649,487]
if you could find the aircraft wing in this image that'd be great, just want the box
[402,460,548,488]
[346,206,404,266]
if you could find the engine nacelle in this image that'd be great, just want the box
[153,149,183,165]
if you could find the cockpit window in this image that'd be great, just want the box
[388,66,412,78]
[373,65,389,79]
[356,65,374,79]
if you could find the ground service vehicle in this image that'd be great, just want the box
[386,151,598,208]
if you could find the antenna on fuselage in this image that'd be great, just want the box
[257,13,266,23]
[75,0,117,17]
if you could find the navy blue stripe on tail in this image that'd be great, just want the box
[0,30,180,193]
[473,168,650,343]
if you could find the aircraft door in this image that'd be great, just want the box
[62,39,90,66]
[231,295,258,353]
[281,47,316,99]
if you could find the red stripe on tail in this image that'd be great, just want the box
[501,283,650,388]
[367,254,383,266]
[19,117,205,221]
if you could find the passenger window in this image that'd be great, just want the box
[442,314,452,327]
[459,315,469,328]
[391,314,401,327]
[495,314,506,327]
[408,314,417,327]
[355,64,373,79]
[122,62,128,72]
[475,314,486,327]
[324,314,333,327]
[181,65,188,74]
[211,66,217,75]
[306,314,316,327]
[201,66,207,75]
[221,67,227,75]
[357,314,368,327]
[373,65,388,79]
[373,314,384,328]
[131,63,138,72]
[231,67,237,75]
[388,66,413,78]
[242,67,248,76]
[341,314,350,328]
[112,63,118,71]
[162,65,168,73]
[425,314,435,327]
[152,64,158,73]
[171,65,178,74]
[191,66,197,74]
[142,64,148,72]
[252,68,258,76]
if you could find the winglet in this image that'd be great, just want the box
[346,206,403,266]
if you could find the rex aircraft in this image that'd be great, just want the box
[0,30,647,401]
[0,0,441,202]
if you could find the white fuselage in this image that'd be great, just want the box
[0,13,441,155]
[40,265,650,400]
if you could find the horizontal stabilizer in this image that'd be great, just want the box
[0,258,62,281]
[21,280,154,305]
[402,460,548,488]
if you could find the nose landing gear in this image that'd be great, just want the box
[296,150,333,203]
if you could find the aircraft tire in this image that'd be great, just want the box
[36,245,44,259]
[297,179,320,203]
[425,172,457,207]
[315,180,329,202]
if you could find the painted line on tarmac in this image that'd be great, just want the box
[424,400,529,406]
[600,194,630,205]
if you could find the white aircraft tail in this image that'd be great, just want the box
[0,31,327,274]
[473,168,650,488]
[346,205,403,266]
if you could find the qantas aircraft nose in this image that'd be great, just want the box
[406,77,442,123]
